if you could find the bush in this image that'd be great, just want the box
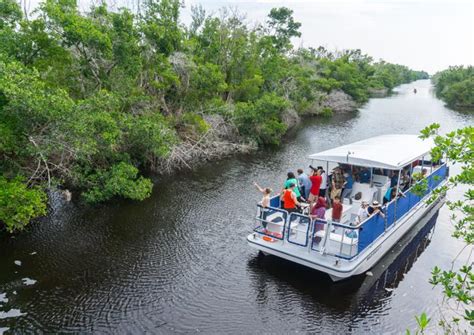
[0,177,47,232]
[81,162,153,203]
[433,66,474,108]
[233,93,288,145]
[321,107,333,117]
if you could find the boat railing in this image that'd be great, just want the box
[286,212,311,247]
[310,219,359,258]
[254,205,288,240]
[344,162,448,259]
[253,163,448,259]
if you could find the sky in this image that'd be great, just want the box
[25,0,474,74]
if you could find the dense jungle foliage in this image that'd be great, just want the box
[0,0,429,231]
[432,66,474,109]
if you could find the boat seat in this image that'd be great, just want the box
[314,230,358,245]
[351,182,377,202]
[265,212,285,226]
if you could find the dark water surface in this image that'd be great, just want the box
[0,80,472,334]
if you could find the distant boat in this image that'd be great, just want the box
[248,134,448,281]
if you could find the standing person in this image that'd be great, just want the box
[254,182,272,227]
[390,171,399,188]
[331,196,343,223]
[331,167,344,201]
[358,167,371,184]
[318,166,327,197]
[297,168,312,200]
[308,167,322,203]
[280,183,301,213]
[341,171,354,203]
[284,172,304,201]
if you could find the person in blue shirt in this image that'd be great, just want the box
[341,171,354,203]
[359,167,371,183]
[297,168,312,200]
[390,171,400,188]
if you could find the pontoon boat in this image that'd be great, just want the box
[247,134,448,281]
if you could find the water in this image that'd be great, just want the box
[0,80,472,334]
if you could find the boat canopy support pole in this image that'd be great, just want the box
[393,168,402,225]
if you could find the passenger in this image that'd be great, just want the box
[297,168,312,200]
[254,182,272,227]
[368,200,385,219]
[254,182,272,208]
[422,168,428,177]
[383,186,393,205]
[341,171,354,203]
[280,182,301,213]
[310,196,327,220]
[390,171,399,188]
[358,167,371,184]
[356,201,369,224]
[399,169,410,191]
[318,166,327,197]
[308,166,322,203]
[330,167,344,201]
[331,196,343,223]
[284,172,304,202]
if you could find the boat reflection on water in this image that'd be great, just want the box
[247,205,440,313]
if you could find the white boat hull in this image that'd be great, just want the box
[247,192,445,281]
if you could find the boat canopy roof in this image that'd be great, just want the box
[308,134,434,170]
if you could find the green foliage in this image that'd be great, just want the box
[81,162,153,203]
[321,107,333,117]
[419,125,473,331]
[0,0,427,231]
[234,93,288,145]
[370,62,429,90]
[266,7,301,50]
[0,177,47,232]
[432,66,474,108]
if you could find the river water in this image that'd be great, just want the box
[0,80,472,334]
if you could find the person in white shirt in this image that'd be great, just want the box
[356,201,369,225]
[318,166,327,197]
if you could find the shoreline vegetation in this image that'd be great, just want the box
[431,66,474,110]
[0,0,429,232]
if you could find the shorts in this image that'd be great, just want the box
[308,192,318,202]
[330,188,341,200]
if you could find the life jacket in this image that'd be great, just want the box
[282,190,296,209]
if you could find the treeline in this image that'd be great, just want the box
[0,0,427,232]
[432,66,474,109]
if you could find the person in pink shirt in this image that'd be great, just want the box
[310,196,327,220]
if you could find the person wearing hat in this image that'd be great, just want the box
[330,167,345,201]
[284,172,304,202]
[356,201,370,224]
[368,200,385,218]
[280,182,301,213]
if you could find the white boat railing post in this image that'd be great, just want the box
[338,225,345,256]
[308,218,314,253]
[326,161,329,201]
